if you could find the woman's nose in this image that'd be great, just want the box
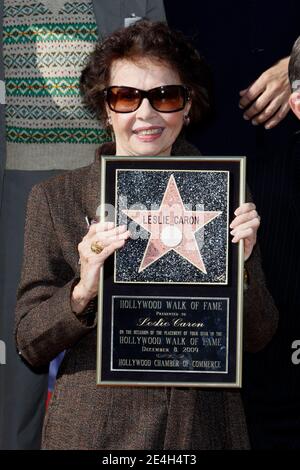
[135,97,157,119]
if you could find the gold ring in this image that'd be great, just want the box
[90,241,104,254]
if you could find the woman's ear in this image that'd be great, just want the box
[186,99,192,116]
[289,92,300,119]
[182,100,192,126]
[104,104,112,127]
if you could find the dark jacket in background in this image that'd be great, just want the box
[165,0,300,449]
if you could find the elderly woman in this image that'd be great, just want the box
[15,20,277,450]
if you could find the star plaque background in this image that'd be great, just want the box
[97,156,245,388]
[115,169,228,284]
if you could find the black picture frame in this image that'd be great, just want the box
[97,156,245,388]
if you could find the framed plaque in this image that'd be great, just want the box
[97,156,245,388]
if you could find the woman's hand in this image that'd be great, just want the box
[71,221,130,314]
[230,203,260,261]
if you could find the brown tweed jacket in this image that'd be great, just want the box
[15,139,278,450]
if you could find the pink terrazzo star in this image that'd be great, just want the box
[123,174,222,273]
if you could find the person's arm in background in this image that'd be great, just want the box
[239,56,290,129]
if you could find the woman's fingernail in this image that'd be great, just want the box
[243,114,250,120]
[252,120,258,125]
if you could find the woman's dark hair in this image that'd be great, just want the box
[80,20,211,127]
[289,36,300,91]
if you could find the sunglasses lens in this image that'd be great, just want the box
[108,87,141,112]
[151,86,186,112]
[105,85,188,113]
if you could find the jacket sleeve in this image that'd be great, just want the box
[242,187,279,352]
[15,183,97,368]
[243,242,278,353]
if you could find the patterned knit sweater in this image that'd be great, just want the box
[4,0,110,170]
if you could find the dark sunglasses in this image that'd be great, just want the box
[103,85,190,113]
